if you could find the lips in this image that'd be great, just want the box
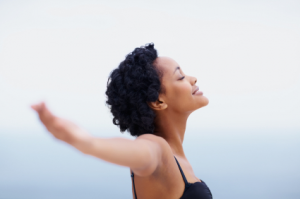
[192,86,199,95]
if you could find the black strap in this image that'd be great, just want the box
[131,171,138,199]
[131,156,189,199]
[174,156,190,188]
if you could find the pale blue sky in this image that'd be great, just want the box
[0,0,299,135]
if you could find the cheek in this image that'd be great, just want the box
[174,83,191,96]
[168,83,192,108]
[168,83,208,111]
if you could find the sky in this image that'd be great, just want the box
[0,0,300,135]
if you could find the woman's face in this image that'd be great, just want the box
[154,56,209,114]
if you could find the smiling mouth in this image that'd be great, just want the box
[192,86,203,95]
[192,86,199,95]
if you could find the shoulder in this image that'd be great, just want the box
[132,134,178,180]
[135,134,171,152]
[135,134,174,167]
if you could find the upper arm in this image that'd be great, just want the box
[72,133,171,177]
[131,135,171,177]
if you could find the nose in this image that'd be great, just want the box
[190,76,197,85]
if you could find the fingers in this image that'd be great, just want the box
[31,102,45,113]
[31,103,42,112]
[31,102,56,124]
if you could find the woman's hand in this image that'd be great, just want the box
[31,102,91,145]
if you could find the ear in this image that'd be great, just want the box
[147,97,168,111]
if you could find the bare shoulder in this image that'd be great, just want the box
[136,134,171,152]
[128,134,172,176]
[133,134,181,189]
[136,133,167,142]
[135,134,174,167]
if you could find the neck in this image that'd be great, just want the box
[154,110,191,158]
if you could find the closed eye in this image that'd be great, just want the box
[179,76,185,80]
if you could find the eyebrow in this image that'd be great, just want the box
[173,66,180,74]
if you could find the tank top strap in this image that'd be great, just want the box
[174,156,190,188]
[131,157,189,199]
[131,171,138,199]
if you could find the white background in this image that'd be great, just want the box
[1,1,300,199]
[0,0,299,134]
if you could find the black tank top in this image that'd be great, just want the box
[131,156,213,199]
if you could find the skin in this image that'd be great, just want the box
[31,56,209,199]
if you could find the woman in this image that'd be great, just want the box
[31,43,212,199]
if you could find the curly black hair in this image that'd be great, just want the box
[105,43,164,137]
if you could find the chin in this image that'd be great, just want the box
[203,96,209,106]
[198,96,209,108]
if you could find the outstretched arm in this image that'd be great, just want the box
[31,102,166,176]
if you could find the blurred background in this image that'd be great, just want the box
[0,0,299,198]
